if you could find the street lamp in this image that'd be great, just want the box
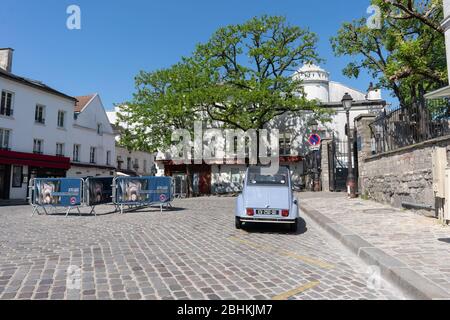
[308,118,321,192]
[342,93,357,199]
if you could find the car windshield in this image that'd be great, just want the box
[246,167,289,186]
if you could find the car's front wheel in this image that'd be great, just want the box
[235,217,242,229]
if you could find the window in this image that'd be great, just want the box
[90,147,96,164]
[12,166,23,188]
[97,123,103,135]
[117,157,122,170]
[143,160,147,173]
[35,105,45,124]
[279,133,292,156]
[0,91,14,117]
[56,143,65,157]
[127,157,131,170]
[33,139,44,154]
[134,158,139,169]
[106,151,111,166]
[57,111,66,128]
[73,144,80,162]
[247,167,289,186]
[0,128,11,150]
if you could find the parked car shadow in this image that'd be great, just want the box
[241,218,307,235]
[438,238,450,244]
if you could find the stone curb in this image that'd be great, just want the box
[300,203,450,300]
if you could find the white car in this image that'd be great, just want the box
[235,167,300,232]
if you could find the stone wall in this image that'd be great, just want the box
[356,115,450,215]
[361,145,435,208]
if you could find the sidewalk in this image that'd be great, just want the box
[298,192,450,300]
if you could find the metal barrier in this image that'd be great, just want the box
[113,176,174,214]
[84,177,114,216]
[29,176,174,217]
[29,178,84,217]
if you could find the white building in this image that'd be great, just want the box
[107,107,156,176]
[67,94,116,178]
[0,48,76,200]
[0,48,116,201]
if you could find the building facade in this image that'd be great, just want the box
[0,48,76,200]
[0,48,116,200]
[67,94,116,178]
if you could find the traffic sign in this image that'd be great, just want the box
[308,134,322,146]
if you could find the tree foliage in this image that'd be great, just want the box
[331,0,447,111]
[118,15,328,153]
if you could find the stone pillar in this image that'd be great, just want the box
[355,115,376,196]
[320,138,332,192]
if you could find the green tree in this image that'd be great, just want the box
[191,15,325,131]
[331,0,447,125]
[119,15,329,152]
[117,60,208,153]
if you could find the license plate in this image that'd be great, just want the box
[256,209,279,215]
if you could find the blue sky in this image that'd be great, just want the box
[0,0,396,110]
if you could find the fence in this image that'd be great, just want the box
[369,99,450,154]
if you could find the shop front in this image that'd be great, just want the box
[0,150,71,200]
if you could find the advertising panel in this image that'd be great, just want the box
[115,177,172,205]
[34,178,82,207]
[86,177,114,206]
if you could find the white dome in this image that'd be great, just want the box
[295,63,330,83]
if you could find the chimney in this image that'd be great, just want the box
[0,48,14,73]
[366,82,381,100]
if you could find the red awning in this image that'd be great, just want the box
[0,150,71,170]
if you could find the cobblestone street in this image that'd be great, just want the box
[0,197,404,300]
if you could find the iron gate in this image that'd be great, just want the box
[328,138,349,192]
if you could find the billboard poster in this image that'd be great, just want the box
[86,177,113,206]
[148,177,172,203]
[115,177,172,205]
[34,178,82,207]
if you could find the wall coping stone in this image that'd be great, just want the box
[354,114,376,122]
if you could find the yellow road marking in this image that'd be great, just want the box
[272,281,320,300]
[229,236,334,270]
